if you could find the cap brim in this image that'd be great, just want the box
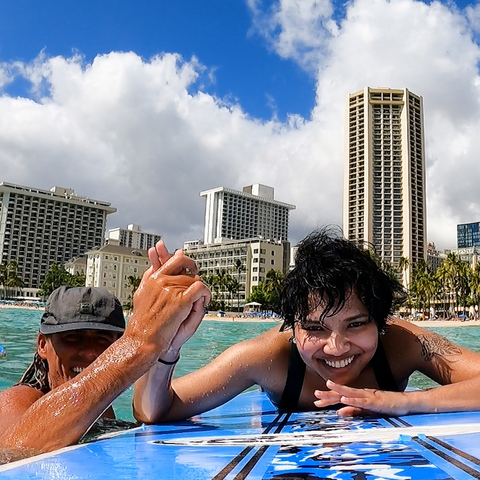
[39,322,125,335]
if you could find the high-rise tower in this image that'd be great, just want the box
[0,182,115,294]
[200,184,295,245]
[343,87,426,285]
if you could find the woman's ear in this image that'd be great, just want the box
[37,333,48,359]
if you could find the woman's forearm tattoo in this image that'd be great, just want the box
[416,333,462,362]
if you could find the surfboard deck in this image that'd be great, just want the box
[3,390,480,479]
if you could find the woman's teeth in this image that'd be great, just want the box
[72,367,85,374]
[324,356,354,369]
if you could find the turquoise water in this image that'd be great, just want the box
[1,308,480,421]
[0,308,278,421]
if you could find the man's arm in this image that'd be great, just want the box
[0,253,210,454]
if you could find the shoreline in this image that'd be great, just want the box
[3,305,480,328]
[203,314,480,327]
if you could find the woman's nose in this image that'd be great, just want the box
[323,331,350,355]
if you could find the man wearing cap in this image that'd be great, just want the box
[0,246,210,459]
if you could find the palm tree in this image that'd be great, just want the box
[436,252,469,317]
[398,256,410,288]
[0,262,7,299]
[200,272,221,310]
[125,275,142,310]
[233,259,245,310]
[215,269,231,308]
[469,264,480,318]
[1,260,25,299]
[225,277,241,311]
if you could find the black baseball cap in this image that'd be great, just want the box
[40,286,126,335]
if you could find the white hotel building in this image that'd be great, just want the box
[0,182,115,295]
[185,184,295,307]
[343,87,426,286]
[201,184,294,245]
[85,242,150,305]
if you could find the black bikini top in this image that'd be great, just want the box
[275,337,399,411]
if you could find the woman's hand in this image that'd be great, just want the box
[132,240,207,361]
[314,380,411,417]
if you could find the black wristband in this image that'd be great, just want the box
[157,355,180,365]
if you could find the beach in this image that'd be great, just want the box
[3,304,480,327]
[203,313,480,327]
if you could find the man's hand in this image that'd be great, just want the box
[127,245,210,361]
[314,380,410,417]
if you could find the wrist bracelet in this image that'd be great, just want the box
[157,355,180,365]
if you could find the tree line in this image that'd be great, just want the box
[3,251,480,318]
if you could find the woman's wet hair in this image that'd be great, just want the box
[280,227,406,331]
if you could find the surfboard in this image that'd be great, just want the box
[3,389,480,479]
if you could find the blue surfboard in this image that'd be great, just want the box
[2,390,480,479]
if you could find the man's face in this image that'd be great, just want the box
[37,330,120,390]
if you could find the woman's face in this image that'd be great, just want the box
[294,291,378,385]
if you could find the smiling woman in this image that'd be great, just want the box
[132,227,480,424]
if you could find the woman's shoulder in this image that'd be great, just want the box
[385,317,428,336]
[224,324,292,365]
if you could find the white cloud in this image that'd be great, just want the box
[247,0,336,71]
[466,2,480,32]
[1,0,480,253]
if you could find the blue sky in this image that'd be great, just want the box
[0,1,315,121]
[1,0,480,251]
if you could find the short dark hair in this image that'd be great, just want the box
[280,227,406,331]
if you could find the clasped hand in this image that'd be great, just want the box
[314,380,410,417]
[127,242,211,358]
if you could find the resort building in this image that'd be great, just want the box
[200,184,295,245]
[108,224,161,250]
[0,182,115,297]
[184,238,287,307]
[426,242,446,273]
[64,257,87,276]
[457,222,480,248]
[184,183,295,308]
[343,87,426,286]
[84,242,149,305]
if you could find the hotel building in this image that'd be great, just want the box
[200,184,295,245]
[185,184,295,307]
[84,242,149,305]
[0,182,115,295]
[108,224,161,250]
[343,87,426,286]
[457,222,480,249]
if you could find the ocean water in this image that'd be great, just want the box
[1,308,479,421]
[0,308,278,421]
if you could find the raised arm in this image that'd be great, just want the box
[0,253,209,455]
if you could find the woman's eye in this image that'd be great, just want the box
[349,321,366,328]
[303,325,326,333]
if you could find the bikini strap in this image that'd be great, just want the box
[371,337,400,392]
[278,341,306,411]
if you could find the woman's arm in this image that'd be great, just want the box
[133,326,286,423]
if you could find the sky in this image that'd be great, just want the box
[1,0,480,252]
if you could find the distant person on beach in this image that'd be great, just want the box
[0,247,210,460]
[134,228,480,423]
